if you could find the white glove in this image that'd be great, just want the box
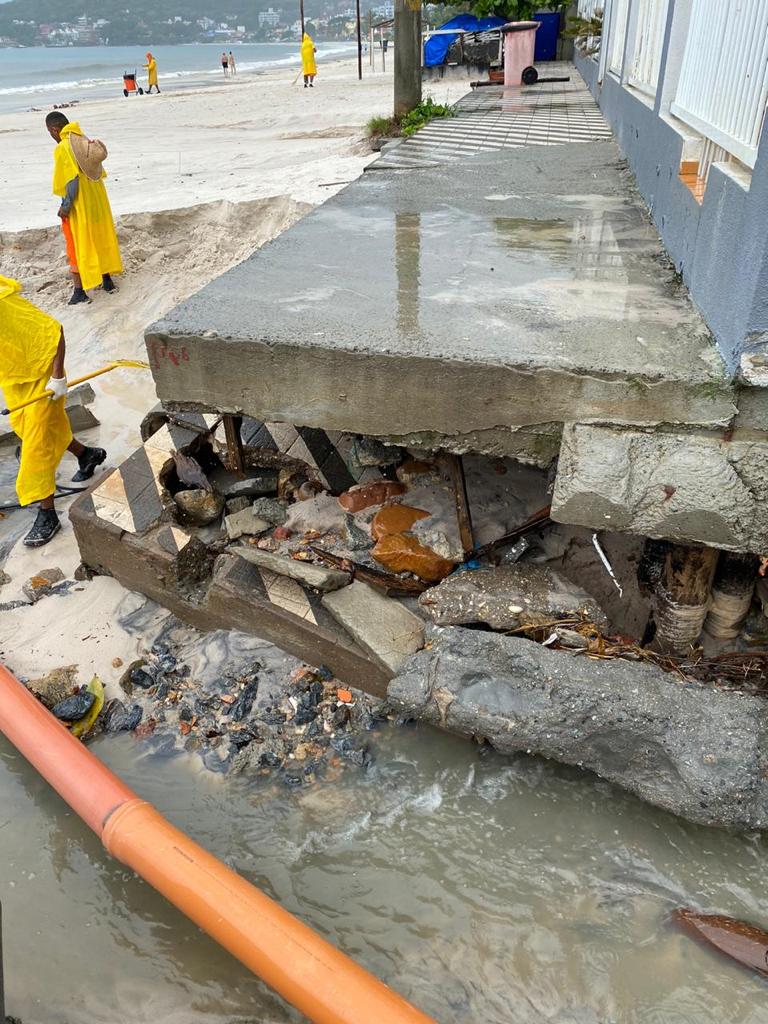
[46,376,68,400]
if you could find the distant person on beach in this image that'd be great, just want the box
[221,51,229,75]
[301,33,317,88]
[229,51,237,75]
[143,52,160,93]
[46,111,122,305]
[0,275,107,546]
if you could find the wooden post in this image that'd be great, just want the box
[442,454,474,558]
[704,552,758,640]
[300,0,305,38]
[222,415,245,476]
[394,0,422,116]
[651,543,719,654]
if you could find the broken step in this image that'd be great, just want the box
[234,545,351,592]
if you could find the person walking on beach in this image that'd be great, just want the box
[143,52,160,93]
[301,33,317,88]
[228,51,237,75]
[221,51,229,76]
[46,112,122,306]
[0,275,106,547]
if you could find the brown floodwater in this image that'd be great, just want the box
[1,721,768,1024]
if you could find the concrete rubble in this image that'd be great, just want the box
[389,625,768,831]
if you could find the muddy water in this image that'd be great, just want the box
[2,723,768,1024]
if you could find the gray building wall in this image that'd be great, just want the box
[575,11,768,376]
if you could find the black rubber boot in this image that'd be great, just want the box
[24,508,61,548]
[68,288,91,305]
[102,274,118,294]
[72,446,107,482]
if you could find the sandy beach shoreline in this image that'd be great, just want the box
[0,54,465,684]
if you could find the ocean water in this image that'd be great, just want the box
[0,42,357,114]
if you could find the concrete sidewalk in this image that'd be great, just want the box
[148,72,735,467]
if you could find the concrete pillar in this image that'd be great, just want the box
[394,0,422,117]
[651,543,718,654]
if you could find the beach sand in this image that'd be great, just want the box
[0,56,466,688]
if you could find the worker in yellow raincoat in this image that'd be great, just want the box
[301,33,317,88]
[0,276,106,547]
[46,111,123,305]
[144,52,160,94]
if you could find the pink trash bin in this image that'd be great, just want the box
[502,21,539,87]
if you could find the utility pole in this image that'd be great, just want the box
[394,0,421,116]
[300,0,305,37]
[356,0,363,80]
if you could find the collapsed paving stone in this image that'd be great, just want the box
[234,545,351,592]
[224,508,271,541]
[389,625,768,830]
[419,564,608,631]
[552,423,768,553]
[22,567,65,603]
[322,580,425,675]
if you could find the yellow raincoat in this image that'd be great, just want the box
[301,34,317,76]
[144,54,158,87]
[53,123,122,292]
[0,276,72,506]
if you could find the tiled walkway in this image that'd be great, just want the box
[370,62,613,170]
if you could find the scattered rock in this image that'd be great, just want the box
[412,514,464,564]
[252,497,288,525]
[112,657,124,669]
[74,563,97,582]
[285,492,346,536]
[273,525,293,541]
[26,665,78,710]
[419,564,607,630]
[351,435,401,468]
[211,467,279,499]
[226,496,253,514]
[22,567,65,603]
[224,508,271,541]
[371,504,430,541]
[103,699,143,733]
[344,513,373,551]
[396,459,438,484]
[338,481,406,512]
[372,534,454,583]
[235,546,351,592]
[52,689,96,722]
[322,580,425,674]
[389,624,768,831]
[134,717,157,739]
[0,570,10,587]
[228,680,259,721]
[128,663,156,690]
[174,488,224,526]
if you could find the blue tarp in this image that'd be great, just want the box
[423,15,506,67]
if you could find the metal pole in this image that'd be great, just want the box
[0,902,5,1023]
[356,0,363,80]
[369,10,374,68]
[299,0,305,38]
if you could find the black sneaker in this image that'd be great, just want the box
[72,446,107,482]
[102,274,118,294]
[24,508,60,548]
[68,288,91,306]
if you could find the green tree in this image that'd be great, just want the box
[429,0,566,21]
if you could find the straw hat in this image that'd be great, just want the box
[69,133,108,182]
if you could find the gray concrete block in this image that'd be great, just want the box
[389,624,768,830]
[322,581,425,675]
[224,509,270,540]
[551,424,768,552]
[234,545,351,592]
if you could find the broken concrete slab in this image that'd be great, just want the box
[70,490,391,696]
[234,545,351,592]
[418,564,607,630]
[22,567,65,603]
[389,625,768,830]
[322,580,425,675]
[147,145,735,457]
[224,508,271,541]
[551,423,768,553]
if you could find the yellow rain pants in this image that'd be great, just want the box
[301,34,317,76]
[53,123,123,293]
[0,277,72,506]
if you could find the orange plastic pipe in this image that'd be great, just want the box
[0,665,435,1024]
